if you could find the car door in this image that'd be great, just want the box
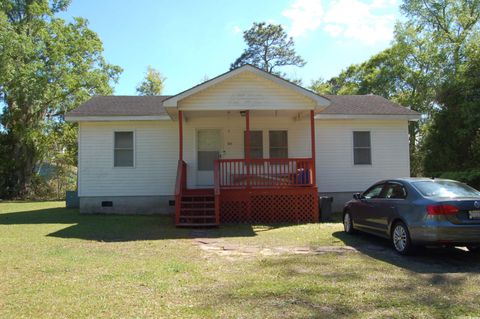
[375,182,408,235]
[353,183,386,232]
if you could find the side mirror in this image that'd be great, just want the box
[353,193,364,200]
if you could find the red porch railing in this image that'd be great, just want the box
[216,158,315,189]
[174,160,187,225]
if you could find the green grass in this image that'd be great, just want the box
[1,202,480,318]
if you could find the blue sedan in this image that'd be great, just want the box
[343,178,480,255]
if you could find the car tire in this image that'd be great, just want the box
[466,246,480,253]
[391,221,413,255]
[343,212,356,234]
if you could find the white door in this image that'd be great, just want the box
[197,129,223,186]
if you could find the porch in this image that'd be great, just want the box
[174,109,319,227]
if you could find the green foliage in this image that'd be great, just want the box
[0,0,122,198]
[311,0,480,177]
[422,53,480,175]
[230,22,305,77]
[438,170,480,189]
[136,66,165,96]
[401,0,480,72]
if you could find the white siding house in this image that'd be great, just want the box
[67,65,419,216]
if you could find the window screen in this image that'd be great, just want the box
[353,131,371,165]
[244,131,263,159]
[114,132,134,167]
[269,131,288,158]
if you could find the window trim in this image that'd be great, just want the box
[268,130,289,159]
[353,131,372,166]
[113,130,135,168]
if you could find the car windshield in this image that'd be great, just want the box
[412,180,480,198]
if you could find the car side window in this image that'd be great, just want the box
[363,184,385,199]
[384,183,407,199]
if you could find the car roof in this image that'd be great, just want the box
[385,177,458,184]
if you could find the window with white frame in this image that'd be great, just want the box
[114,131,134,167]
[269,130,288,158]
[353,131,371,165]
[244,130,263,159]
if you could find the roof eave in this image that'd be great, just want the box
[315,114,421,121]
[65,115,172,122]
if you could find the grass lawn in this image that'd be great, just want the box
[1,202,480,318]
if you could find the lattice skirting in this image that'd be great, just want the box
[220,188,319,223]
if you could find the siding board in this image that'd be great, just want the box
[316,119,410,192]
[78,118,410,196]
[178,71,316,110]
[78,121,178,197]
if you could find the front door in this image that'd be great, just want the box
[197,129,222,186]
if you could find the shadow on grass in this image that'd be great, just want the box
[0,207,260,242]
[202,255,361,318]
[226,254,475,317]
[333,230,480,274]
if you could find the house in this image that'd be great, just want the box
[66,65,420,226]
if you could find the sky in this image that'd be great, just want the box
[59,0,401,96]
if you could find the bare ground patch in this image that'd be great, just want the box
[192,237,361,259]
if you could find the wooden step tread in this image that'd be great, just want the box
[181,208,215,211]
[177,223,219,227]
[181,201,215,204]
[179,215,216,219]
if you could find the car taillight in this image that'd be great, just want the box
[426,204,459,215]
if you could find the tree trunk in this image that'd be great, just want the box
[408,121,420,176]
[12,135,37,197]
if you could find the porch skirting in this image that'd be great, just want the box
[79,196,174,215]
[220,188,319,223]
[78,192,355,216]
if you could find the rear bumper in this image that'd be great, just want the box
[410,222,480,245]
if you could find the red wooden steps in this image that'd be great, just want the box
[177,188,218,227]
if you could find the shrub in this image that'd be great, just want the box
[437,170,480,190]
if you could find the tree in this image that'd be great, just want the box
[310,0,480,176]
[310,42,437,175]
[136,66,165,96]
[0,0,122,198]
[422,51,480,175]
[230,22,306,76]
[401,0,480,75]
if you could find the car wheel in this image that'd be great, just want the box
[466,246,480,253]
[343,212,355,234]
[392,222,413,255]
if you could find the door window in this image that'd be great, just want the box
[363,184,385,199]
[197,129,221,171]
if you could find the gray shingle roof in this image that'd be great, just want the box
[66,94,419,117]
[322,95,419,115]
[67,96,171,116]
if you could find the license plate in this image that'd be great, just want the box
[469,210,480,219]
